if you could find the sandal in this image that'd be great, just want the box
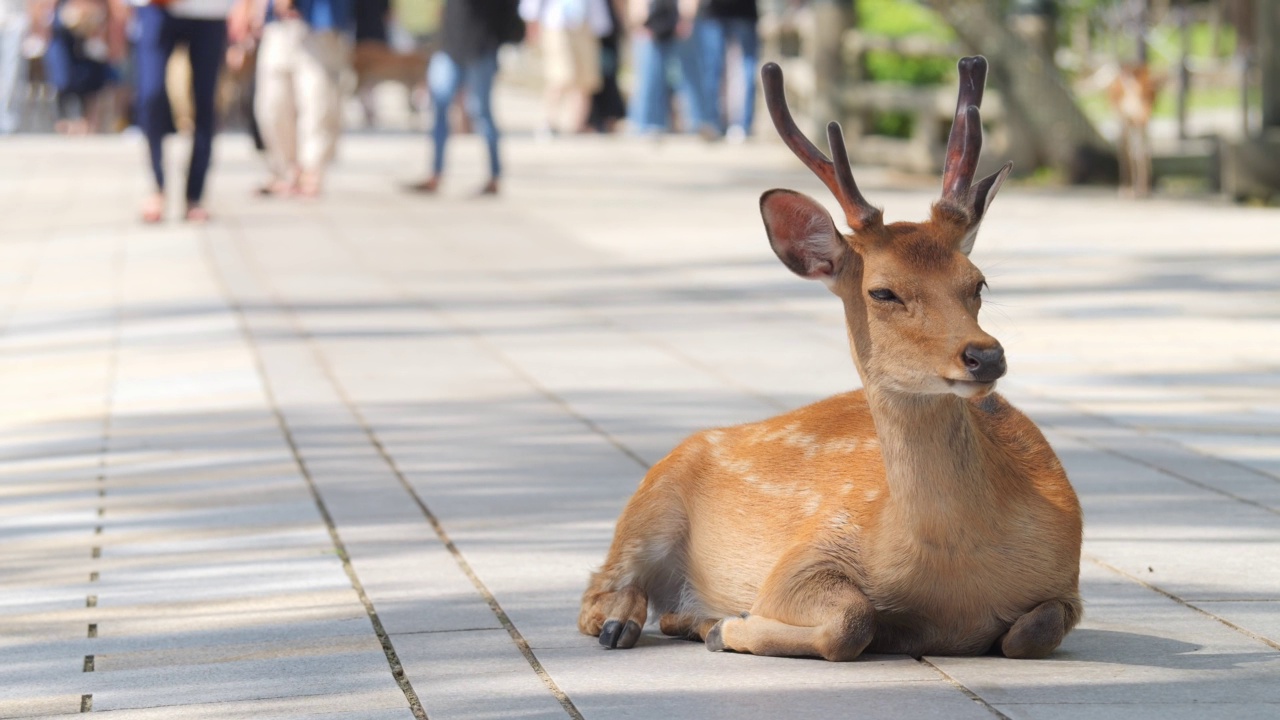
[184,205,210,223]
[255,180,293,197]
[296,172,323,198]
[141,194,164,224]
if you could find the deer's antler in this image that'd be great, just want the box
[940,56,1012,223]
[941,56,988,204]
[761,62,882,233]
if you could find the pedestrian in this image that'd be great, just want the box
[254,0,353,197]
[586,0,624,133]
[694,0,757,142]
[625,0,712,137]
[133,0,233,223]
[0,0,30,133]
[39,0,117,134]
[519,0,611,137]
[404,0,521,197]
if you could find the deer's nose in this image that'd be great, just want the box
[963,344,1006,383]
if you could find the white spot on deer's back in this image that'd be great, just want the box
[826,511,851,530]
[823,437,863,455]
[802,493,822,516]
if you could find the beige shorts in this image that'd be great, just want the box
[541,25,601,93]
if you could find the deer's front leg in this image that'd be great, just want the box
[705,549,876,661]
[999,598,1078,659]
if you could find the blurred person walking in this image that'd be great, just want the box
[0,0,30,133]
[586,0,623,132]
[694,0,755,141]
[405,0,520,197]
[626,0,711,137]
[38,0,120,133]
[133,0,233,223]
[254,0,353,197]
[519,0,611,136]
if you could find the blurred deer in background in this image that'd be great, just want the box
[1109,63,1161,198]
[579,56,1083,661]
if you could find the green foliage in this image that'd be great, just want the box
[858,0,953,40]
[869,109,916,138]
[864,51,952,86]
[857,0,954,86]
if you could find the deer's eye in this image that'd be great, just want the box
[868,288,902,304]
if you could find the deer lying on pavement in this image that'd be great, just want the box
[579,57,1083,661]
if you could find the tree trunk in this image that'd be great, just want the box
[922,0,1112,179]
[1260,0,1280,131]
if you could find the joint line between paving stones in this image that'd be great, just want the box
[1020,387,1280,512]
[232,217,588,720]
[1076,431,1280,518]
[270,293,588,720]
[915,658,1011,720]
[1085,554,1280,652]
[203,229,430,720]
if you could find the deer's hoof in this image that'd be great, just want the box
[599,619,641,649]
[705,619,727,652]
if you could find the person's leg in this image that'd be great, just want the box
[625,35,653,133]
[182,17,228,214]
[133,5,177,220]
[539,27,570,134]
[674,32,711,136]
[411,50,461,190]
[294,28,347,194]
[654,39,680,131]
[0,16,30,133]
[462,51,500,191]
[255,20,301,191]
[695,18,726,134]
[567,24,601,132]
[729,17,759,136]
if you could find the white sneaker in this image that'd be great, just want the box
[725,125,748,144]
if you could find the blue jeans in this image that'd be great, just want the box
[627,34,710,134]
[134,5,227,202]
[428,50,500,179]
[695,17,759,134]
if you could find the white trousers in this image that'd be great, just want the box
[254,19,348,177]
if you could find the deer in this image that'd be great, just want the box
[1108,62,1161,198]
[578,56,1083,661]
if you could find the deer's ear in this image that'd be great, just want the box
[760,190,843,282]
[957,162,1012,256]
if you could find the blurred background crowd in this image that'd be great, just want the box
[0,0,1276,214]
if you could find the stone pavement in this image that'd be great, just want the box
[0,126,1278,720]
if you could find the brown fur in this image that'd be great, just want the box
[580,57,1083,662]
[351,41,431,126]
[1108,63,1161,198]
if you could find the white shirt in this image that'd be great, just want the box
[128,0,235,20]
[519,0,612,37]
